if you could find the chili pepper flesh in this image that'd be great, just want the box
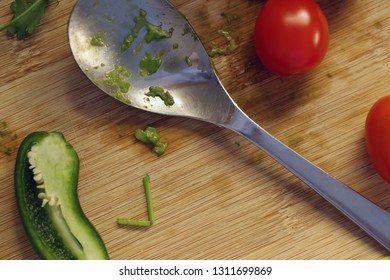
[15,132,109,260]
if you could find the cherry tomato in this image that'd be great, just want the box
[365,96,390,183]
[254,0,330,75]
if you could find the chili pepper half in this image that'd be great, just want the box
[14,131,109,259]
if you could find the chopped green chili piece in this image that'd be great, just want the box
[208,30,238,57]
[120,9,173,54]
[145,86,174,107]
[185,56,192,66]
[116,174,154,227]
[143,174,154,223]
[116,219,152,226]
[135,127,167,156]
[104,64,131,93]
[139,50,165,77]
[90,32,106,47]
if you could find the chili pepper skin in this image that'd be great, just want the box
[14,132,109,259]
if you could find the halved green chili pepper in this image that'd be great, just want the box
[14,132,109,260]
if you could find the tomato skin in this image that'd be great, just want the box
[254,0,330,76]
[365,96,390,183]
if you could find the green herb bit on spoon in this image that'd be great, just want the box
[139,50,165,77]
[120,9,173,54]
[145,86,174,107]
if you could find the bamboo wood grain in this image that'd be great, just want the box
[0,0,389,260]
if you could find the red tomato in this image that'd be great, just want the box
[254,0,330,75]
[365,96,390,183]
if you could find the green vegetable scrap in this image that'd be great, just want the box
[14,132,109,259]
[90,32,107,47]
[143,175,154,223]
[135,127,167,156]
[120,9,173,54]
[104,64,131,92]
[208,30,238,57]
[145,86,174,107]
[139,50,165,77]
[117,174,154,226]
[0,0,50,40]
[185,56,192,66]
[116,219,151,226]
[104,64,132,102]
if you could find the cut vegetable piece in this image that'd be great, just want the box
[14,131,109,260]
[135,127,167,156]
[117,174,154,226]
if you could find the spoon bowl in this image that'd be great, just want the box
[68,0,390,251]
[68,0,234,123]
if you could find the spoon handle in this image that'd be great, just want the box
[222,107,390,251]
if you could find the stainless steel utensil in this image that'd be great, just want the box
[68,0,390,251]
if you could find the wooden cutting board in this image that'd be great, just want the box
[1,0,389,260]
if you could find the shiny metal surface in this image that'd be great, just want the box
[68,0,390,251]
[68,0,234,123]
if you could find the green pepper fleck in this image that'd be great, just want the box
[135,127,167,156]
[120,9,173,54]
[185,56,192,66]
[14,132,109,259]
[139,50,165,77]
[104,64,132,94]
[144,86,174,107]
[116,174,154,226]
[116,219,152,226]
[90,32,107,47]
[208,30,238,57]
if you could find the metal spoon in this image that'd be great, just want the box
[68,0,390,251]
